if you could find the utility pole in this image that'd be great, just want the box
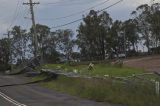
[23,0,39,58]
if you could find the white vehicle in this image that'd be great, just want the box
[118,53,126,58]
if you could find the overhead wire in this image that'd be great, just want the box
[42,0,70,5]
[98,0,123,12]
[39,0,110,21]
[7,0,21,31]
[21,8,31,30]
[51,0,124,29]
[42,0,98,6]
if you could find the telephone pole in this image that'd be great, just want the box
[23,0,39,58]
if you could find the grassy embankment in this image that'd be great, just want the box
[33,63,160,106]
[43,63,144,77]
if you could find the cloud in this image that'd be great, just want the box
[105,0,150,20]
[0,0,153,38]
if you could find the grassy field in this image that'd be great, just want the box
[33,63,160,106]
[34,74,160,106]
[43,63,144,77]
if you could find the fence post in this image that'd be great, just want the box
[155,81,160,96]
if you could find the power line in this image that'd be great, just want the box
[20,7,31,30]
[98,0,123,12]
[39,0,110,21]
[24,10,32,30]
[42,0,69,5]
[7,0,21,30]
[42,0,99,6]
[43,1,99,6]
[7,1,30,31]
[51,0,123,29]
[52,18,82,28]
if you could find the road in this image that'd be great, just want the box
[124,55,160,72]
[0,74,119,106]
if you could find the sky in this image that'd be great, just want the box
[0,0,155,38]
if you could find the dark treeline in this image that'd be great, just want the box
[0,3,160,67]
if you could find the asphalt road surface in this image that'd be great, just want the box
[0,74,119,106]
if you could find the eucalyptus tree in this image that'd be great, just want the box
[43,31,60,63]
[55,29,74,62]
[99,11,112,59]
[34,24,50,62]
[77,10,112,60]
[122,19,139,53]
[77,10,101,60]
[0,38,9,68]
[11,26,28,63]
[30,24,60,63]
[149,3,160,48]
[131,4,152,53]
[109,20,123,56]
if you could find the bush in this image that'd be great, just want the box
[0,64,7,71]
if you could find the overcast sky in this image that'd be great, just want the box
[0,0,156,38]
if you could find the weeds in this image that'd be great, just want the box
[34,74,160,106]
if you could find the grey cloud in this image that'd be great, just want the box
[0,0,153,38]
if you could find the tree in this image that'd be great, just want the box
[42,31,60,63]
[99,11,112,59]
[0,38,10,69]
[11,26,28,63]
[55,29,74,62]
[77,10,112,60]
[122,19,139,54]
[131,4,152,53]
[109,20,123,57]
[149,3,160,48]
[31,24,60,63]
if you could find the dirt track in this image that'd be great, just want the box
[124,55,160,72]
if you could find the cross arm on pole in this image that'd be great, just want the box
[23,2,40,5]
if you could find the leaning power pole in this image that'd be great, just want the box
[23,0,39,58]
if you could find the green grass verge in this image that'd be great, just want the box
[35,63,160,106]
[43,63,144,77]
[34,74,160,106]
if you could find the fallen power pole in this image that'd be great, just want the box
[23,0,40,58]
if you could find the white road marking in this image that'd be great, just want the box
[0,91,27,106]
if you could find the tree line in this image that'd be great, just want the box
[0,3,160,68]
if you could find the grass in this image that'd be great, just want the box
[43,63,144,77]
[33,63,160,106]
[34,74,160,106]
